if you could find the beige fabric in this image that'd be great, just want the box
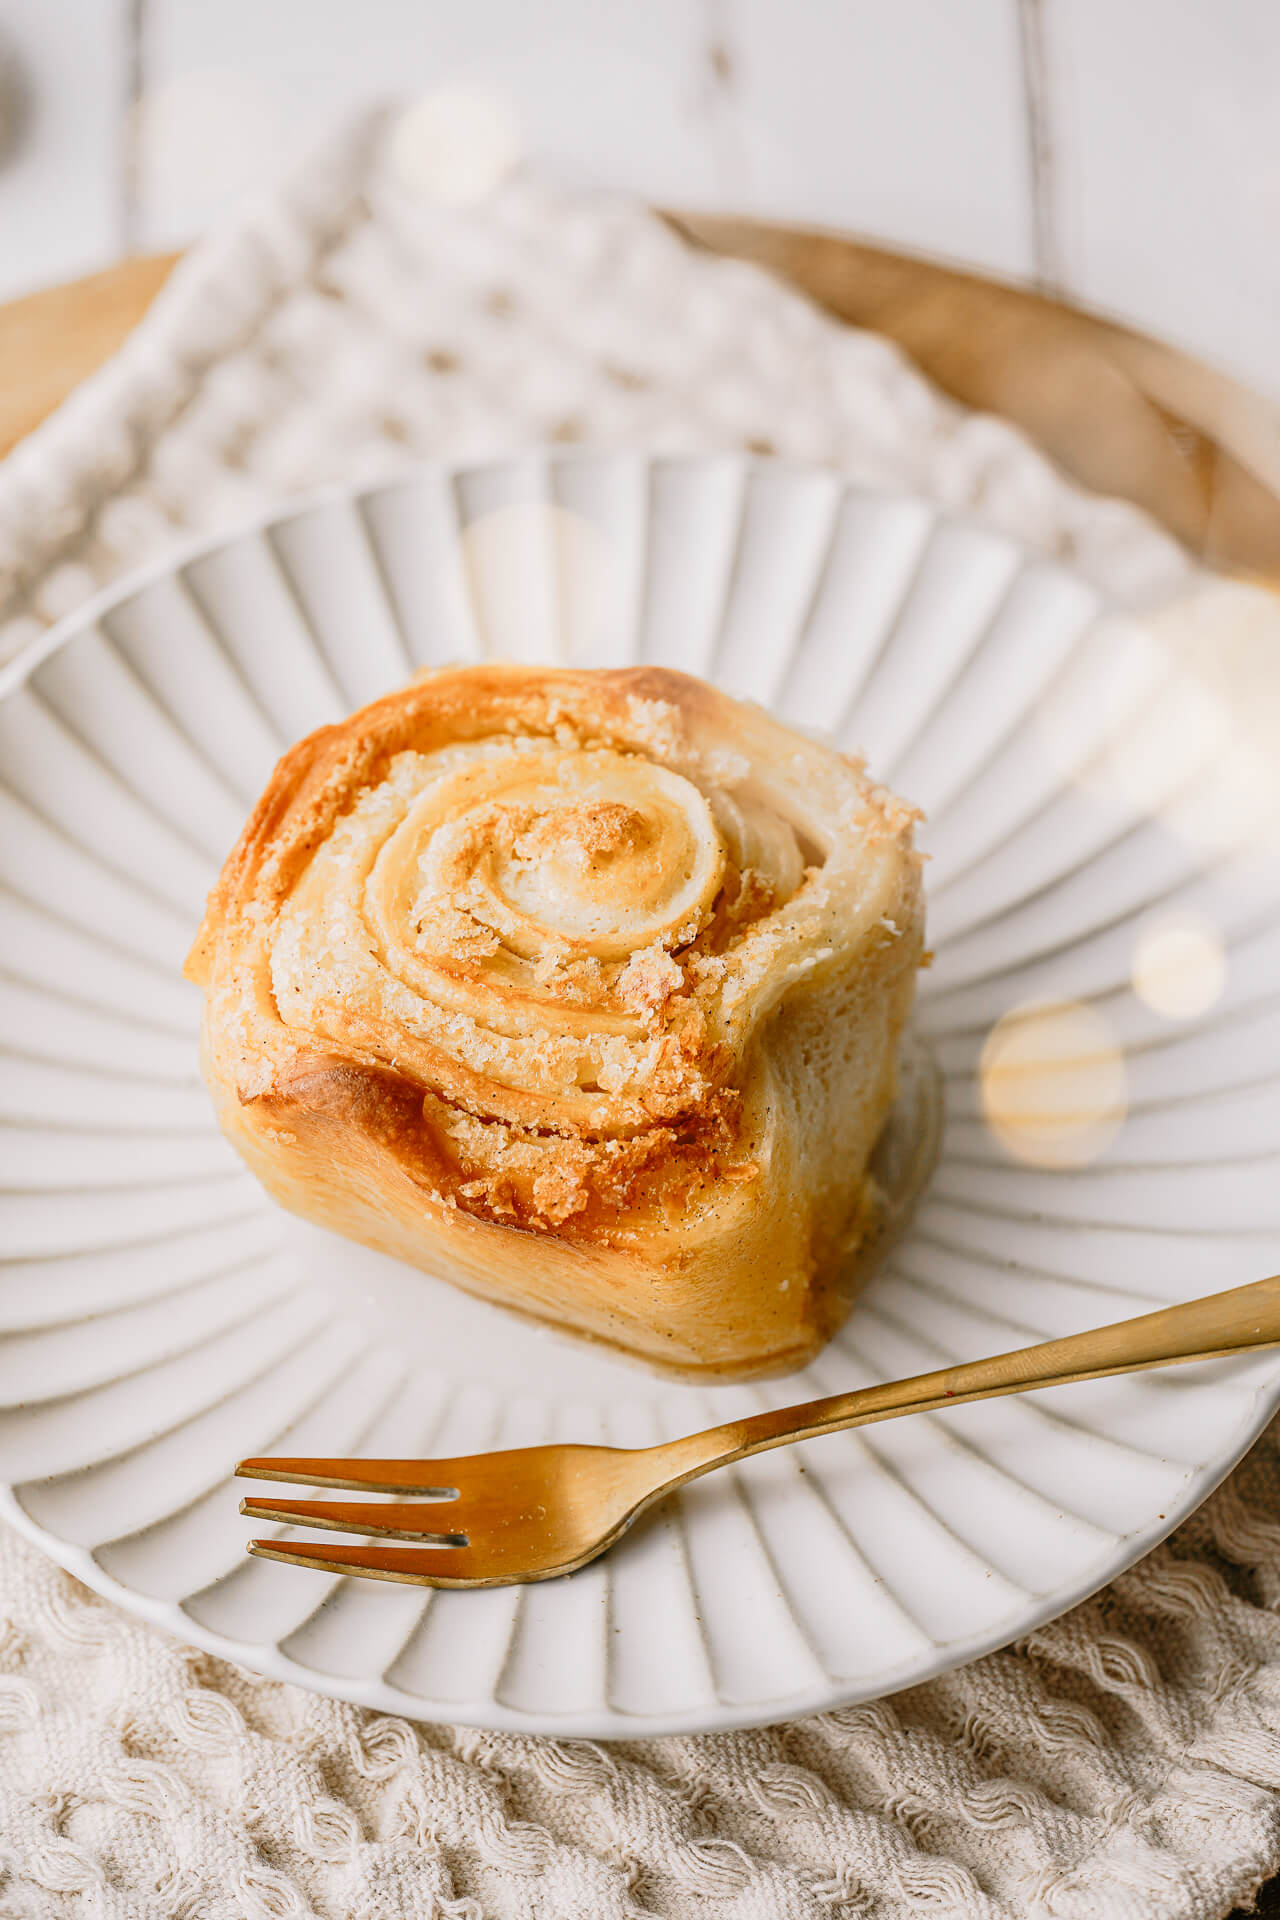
[1,108,1278,1920]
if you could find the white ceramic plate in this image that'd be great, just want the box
[2,452,1278,1738]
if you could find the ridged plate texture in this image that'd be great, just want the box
[2,453,1278,1736]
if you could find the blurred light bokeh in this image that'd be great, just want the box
[390,89,521,207]
[1131,912,1228,1021]
[980,998,1128,1169]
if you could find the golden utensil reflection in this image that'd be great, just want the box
[239,1273,1280,1588]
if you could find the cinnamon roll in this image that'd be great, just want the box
[186,665,925,1376]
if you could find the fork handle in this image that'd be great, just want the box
[668,1273,1280,1478]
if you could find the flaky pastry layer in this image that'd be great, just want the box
[187,664,925,1376]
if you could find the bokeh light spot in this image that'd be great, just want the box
[461,503,608,665]
[980,999,1128,1168]
[1131,912,1227,1020]
[1035,582,1280,861]
[391,89,521,206]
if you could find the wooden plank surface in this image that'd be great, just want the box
[3,0,1275,413]
[0,0,130,302]
[1045,0,1280,406]
[718,0,1031,276]
[138,0,734,248]
[135,0,1033,276]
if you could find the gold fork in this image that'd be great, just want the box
[238,1274,1280,1588]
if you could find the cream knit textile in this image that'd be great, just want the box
[2,109,1279,1920]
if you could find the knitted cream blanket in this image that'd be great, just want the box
[2,111,1279,1920]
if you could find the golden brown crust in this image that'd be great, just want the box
[188,663,925,1375]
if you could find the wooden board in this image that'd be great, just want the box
[670,213,1280,583]
[0,253,179,458]
[1,226,1277,587]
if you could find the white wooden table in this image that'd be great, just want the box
[0,0,1277,403]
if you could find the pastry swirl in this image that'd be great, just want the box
[187,664,925,1376]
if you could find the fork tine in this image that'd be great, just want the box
[247,1537,497,1589]
[235,1456,460,1496]
[240,1495,467,1543]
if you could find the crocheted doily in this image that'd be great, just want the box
[2,109,1279,1920]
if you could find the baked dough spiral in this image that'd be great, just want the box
[187,665,924,1376]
